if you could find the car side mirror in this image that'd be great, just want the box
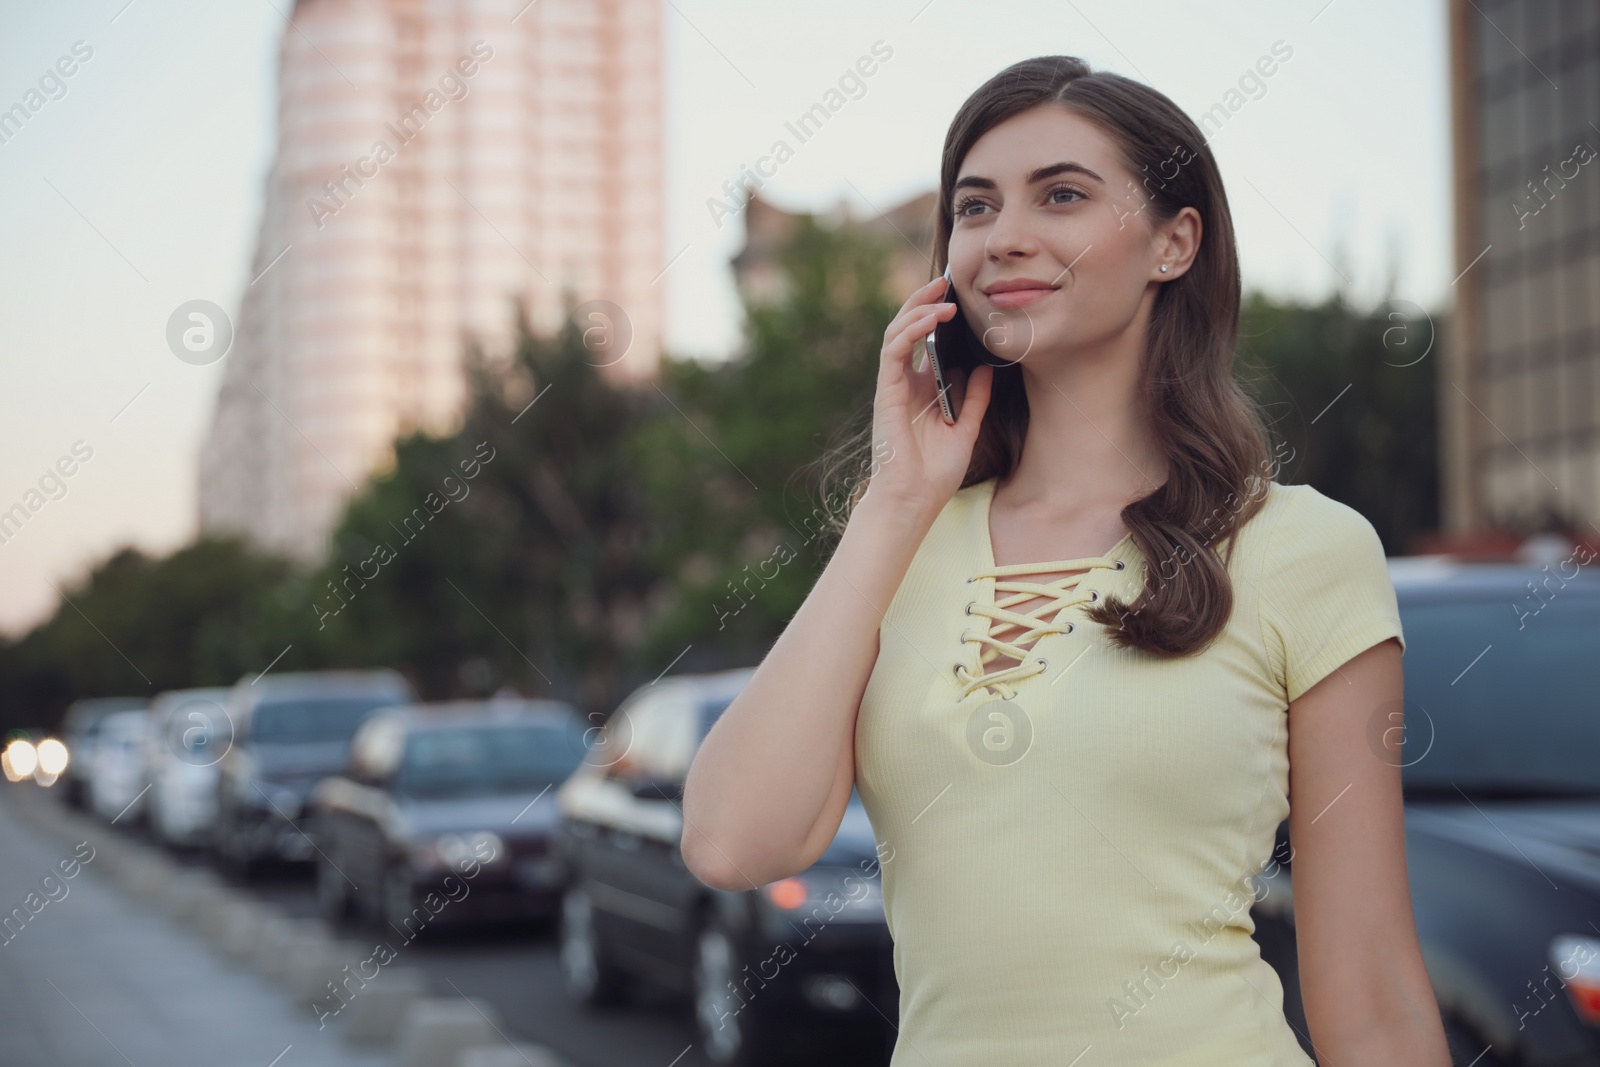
[629,778,684,803]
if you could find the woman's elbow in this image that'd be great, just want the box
[680,831,752,892]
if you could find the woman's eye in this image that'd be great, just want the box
[954,197,988,218]
[1048,184,1085,204]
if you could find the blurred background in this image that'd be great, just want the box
[1,1,1598,1066]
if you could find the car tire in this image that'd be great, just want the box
[317,847,355,923]
[382,863,424,938]
[1442,1013,1509,1067]
[559,884,629,1007]
[692,912,787,1067]
[214,809,261,880]
[145,789,163,844]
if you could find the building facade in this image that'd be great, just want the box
[1444,0,1600,536]
[730,188,939,307]
[200,0,663,561]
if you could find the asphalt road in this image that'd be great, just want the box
[48,793,895,1067]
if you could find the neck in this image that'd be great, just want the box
[1005,332,1167,513]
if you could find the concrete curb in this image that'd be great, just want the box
[288,938,372,1008]
[339,966,428,1046]
[218,899,277,960]
[457,1046,570,1067]
[260,920,332,983]
[395,998,503,1067]
[6,788,581,1067]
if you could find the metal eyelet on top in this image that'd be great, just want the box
[965,601,975,615]
[1035,657,1048,671]
[1114,560,1126,570]
[1063,622,1075,634]
[1088,590,1099,602]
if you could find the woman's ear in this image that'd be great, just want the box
[1154,205,1202,280]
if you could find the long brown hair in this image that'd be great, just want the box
[825,55,1279,658]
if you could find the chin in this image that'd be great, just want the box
[971,309,1037,365]
[984,317,1073,368]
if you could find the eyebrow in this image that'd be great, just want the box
[952,161,1106,194]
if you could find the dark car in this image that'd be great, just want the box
[554,667,896,1067]
[310,697,589,934]
[213,669,415,876]
[1254,554,1600,1067]
[57,696,148,810]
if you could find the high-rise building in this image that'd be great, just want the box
[200,0,663,561]
[1444,0,1600,535]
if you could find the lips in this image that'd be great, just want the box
[982,278,1060,310]
[986,286,1057,310]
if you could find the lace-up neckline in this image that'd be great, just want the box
[957,479,1132,701]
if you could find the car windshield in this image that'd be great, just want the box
[1399,593,1600,797]
[397,724,584,798]
[250,697,397,744]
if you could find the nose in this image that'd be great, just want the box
[983,198,1039,261]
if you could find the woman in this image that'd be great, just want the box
[683,55,1450,1065]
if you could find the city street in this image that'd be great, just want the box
[4,4,1592,1066]
[0,783,894,1067]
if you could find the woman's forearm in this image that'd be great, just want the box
[680,485,939,890]
[1307,967,1452,1066]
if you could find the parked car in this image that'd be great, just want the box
[555,667,896,1067]
[143,687,234,848]
[57,696,147,810]
[311,697,589,933]
[1254,555,1600,1067]
[87,708,156,824]
[213,669,414,876]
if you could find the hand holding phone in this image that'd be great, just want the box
[924,265,986,424]
[862,273,996,517]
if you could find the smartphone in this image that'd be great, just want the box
[925,265,986,424]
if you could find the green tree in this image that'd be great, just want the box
[635,217,900,668]
[313,303,662,716]
[1237,289,1442,553]
[0,537,306,733]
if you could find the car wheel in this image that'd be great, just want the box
[1442,1013,1509,1067]
[145,790,164,844]
[317,848,354,922]
[693,913,785,1067]
[559,884,629,1007]
[214,809,260,880]
[382,864,422,937]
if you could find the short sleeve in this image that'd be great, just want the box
[1256,486,1406,704]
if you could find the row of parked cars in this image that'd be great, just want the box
[51,666,897,1066]
[39,550,1600,1066]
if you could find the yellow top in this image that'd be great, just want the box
[855,476,1406,1066]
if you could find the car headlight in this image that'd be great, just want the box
[415,831,506,873]
[761,867,883,924]
[1550,934,1600,1027]
[35,739,69,776]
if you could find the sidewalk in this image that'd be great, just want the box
[0,784,393,1067]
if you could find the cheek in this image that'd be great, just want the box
[1067,231,1151,305]
[947,239,983,279]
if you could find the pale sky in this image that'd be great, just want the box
[0,0,1451,637]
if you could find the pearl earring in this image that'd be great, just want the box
[1159,265,1170,273]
